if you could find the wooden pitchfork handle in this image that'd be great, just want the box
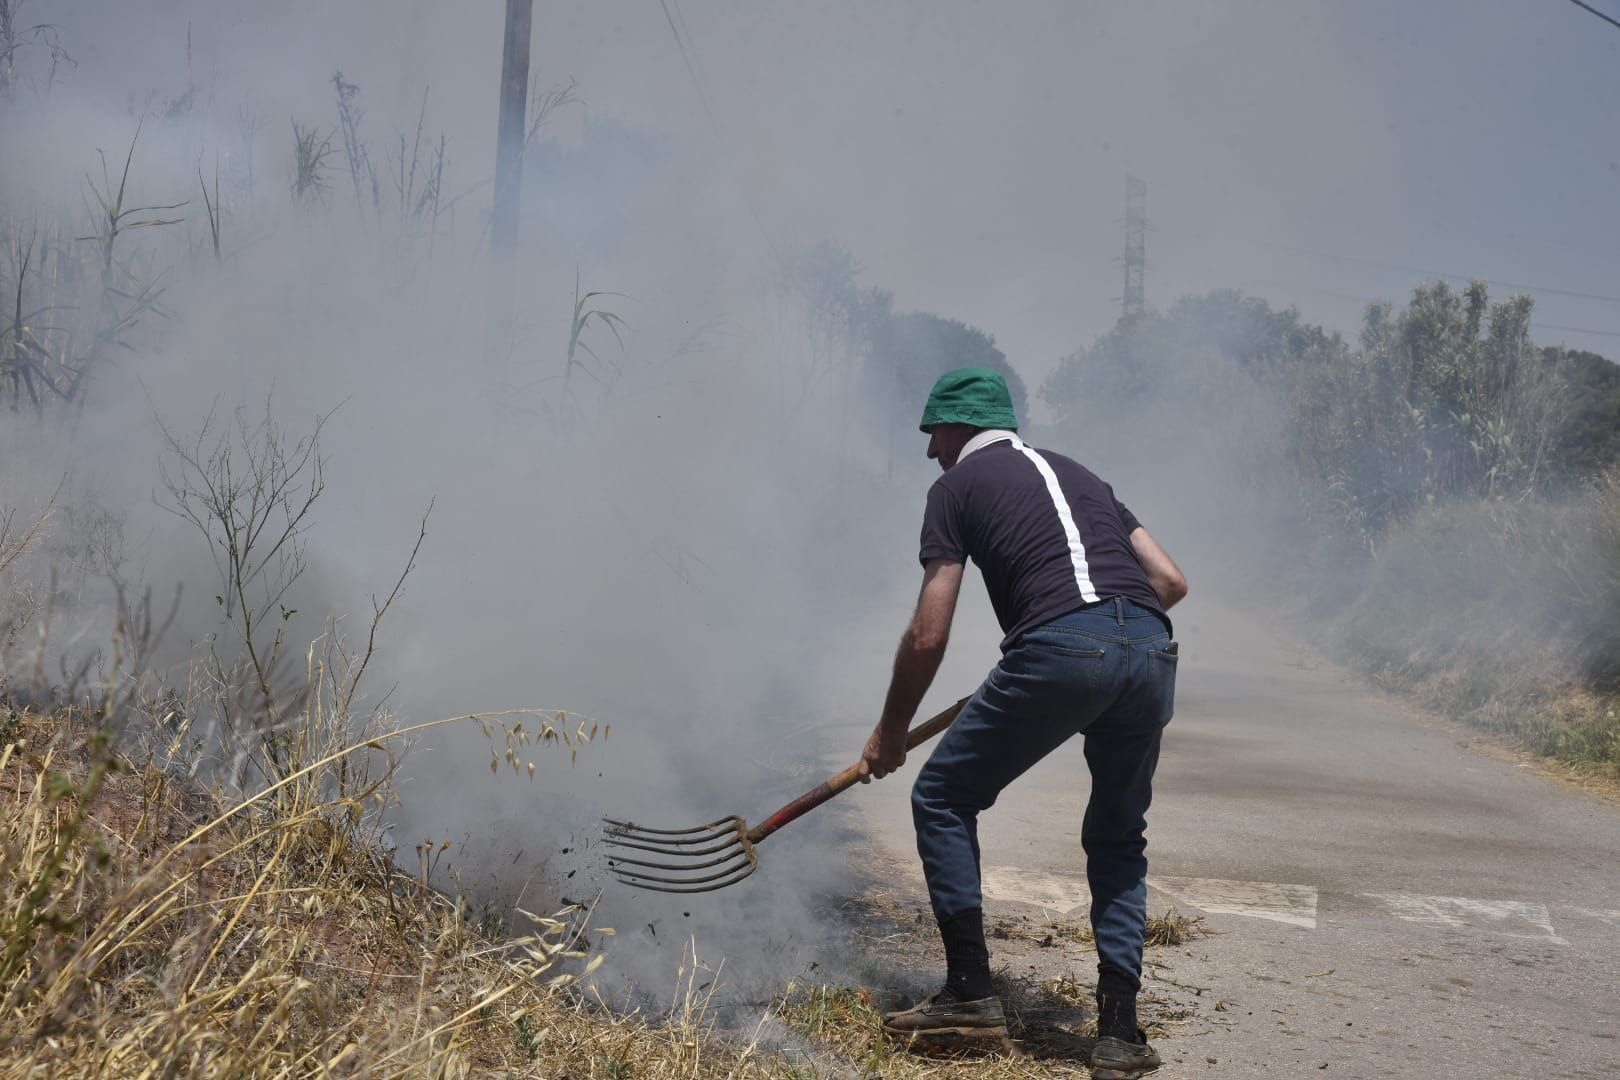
[745,696,970,846]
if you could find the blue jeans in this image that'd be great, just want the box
[911,597,1177,983]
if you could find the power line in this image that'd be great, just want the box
[651,0,780,258]
[1534,321,1620,339]
[657,0,719,126]
[1264,243,1620,304]
[670,0,696,51]
[1564,0,1620,31]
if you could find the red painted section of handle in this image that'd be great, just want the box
[744,696,969,846]
[748,780,836,843]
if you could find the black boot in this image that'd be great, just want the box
[1092,966,1160,1078]
[939,908,993,1003]
[881,908,1004,1045]
[1095,966,1139,1039]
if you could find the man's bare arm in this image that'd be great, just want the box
[1130,526,1189,610]
[858,559,965,782]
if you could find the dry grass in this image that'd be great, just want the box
[770,960,1205,1079]
[0,699,1110,1078]
[1144,908,1208,948]
[990,907,1206,951]
[773,981,1091,1078]
[757,897,1209,1078]
[990,914,1095,950]
[0,705,614,1077]
[0,696,1213,1078]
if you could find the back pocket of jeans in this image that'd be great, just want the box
[1028,641,1106,660]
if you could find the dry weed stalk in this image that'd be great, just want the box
[0,498,51,578]
[1,127,179,412]
[332,70,379,219]
[0,500,60,698]
[156,402,327,675]
[1143,908,1207,948]
[0,0,75,100]
[291,120,336,205]
[525,75,581,148]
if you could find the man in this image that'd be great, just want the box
[857,367,1187,1079]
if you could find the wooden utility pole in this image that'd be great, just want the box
[492,0,533,262]
[487,0,533,372]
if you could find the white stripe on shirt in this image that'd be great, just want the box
[1010,436,1100,603]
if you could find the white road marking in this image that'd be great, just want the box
[1149,876,1319,929]
[981,865,1089,913]
[1569,906,1620,925]
[1362,893,1567,945]
[970,869,1578,947]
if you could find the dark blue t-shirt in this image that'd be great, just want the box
[919,436,1168,650]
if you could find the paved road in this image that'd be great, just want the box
[841,601,1620,1077]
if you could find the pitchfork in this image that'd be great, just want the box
[601,697,968,894]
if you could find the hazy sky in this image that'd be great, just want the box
[49,0,1620,403]
[589,0,1620,382]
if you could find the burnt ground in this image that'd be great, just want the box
[823,885,1224,1069]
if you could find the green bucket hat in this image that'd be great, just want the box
[919,367,1019,433]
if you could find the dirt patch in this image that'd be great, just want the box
[804,885,1224,1074]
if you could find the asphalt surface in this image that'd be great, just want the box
[840,601,1620,1078]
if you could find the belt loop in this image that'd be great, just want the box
[1114,596,1125,628]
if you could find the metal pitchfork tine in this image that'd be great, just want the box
[602,696,968,894]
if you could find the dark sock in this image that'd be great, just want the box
[1096,965,1141,1041]
[938,908,993,1001]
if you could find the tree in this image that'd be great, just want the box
[1040,283,1615,545]
[1546,348,1620,479]
[870,311,1028,427]
[772,242,892,411]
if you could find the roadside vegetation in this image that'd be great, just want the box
[0,665,1194,1077]
[0,686,1153,1077]
[0,412,622,1073]
[1043,288,1620,776]
[0,703,605,1076]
